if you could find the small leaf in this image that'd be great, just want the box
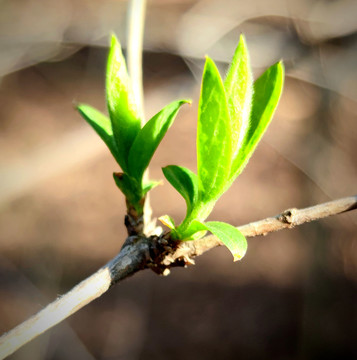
[230,61,285,180]
[106,34,141,172]
[162,165,198,216]
[202,221,247,261]
[197,57,232,202]
[76,104,121,165]
[158,215,176,230]
[143,180,162,196]
[224,34,253,158]
[128,100,190,181]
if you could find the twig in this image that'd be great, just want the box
[165,195,357,263]
[127,0,156,235]
[0,195,356,359]
[127,0,146,121]
[0,236,150,360]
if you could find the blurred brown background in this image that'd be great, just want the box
[0,0,356,359]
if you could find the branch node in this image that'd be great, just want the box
[279,208,298,226]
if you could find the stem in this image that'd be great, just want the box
[127,0,154,235]
[127,0,146,122]
[171,195,357,261]
[175,200,216,239]
[0,195,355,358]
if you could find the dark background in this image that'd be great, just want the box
[0,0,356,359]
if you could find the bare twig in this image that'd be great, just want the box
[127,0,146,121]
[0,195,356,359]
[126,0,157,235]
[0,236,150,360]
[165,195,357,264]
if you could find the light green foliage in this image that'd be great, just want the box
[77,104,120,164]
[162,165,198,218]
[106,35,141,172]
[229,61,285,184]
[161,35,284,260]
[224,36,253,160]
[77,34,189,214]
[197,57,232,203]
[128,100,190,181]
[77,33,283,260]
[192,221,247,261]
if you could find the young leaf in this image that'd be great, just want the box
[143,180,162,196]
[224,34,253,158]
[158,215,176,230]
[230,61,285,180]
[106,34,141,172]
[128,100,190,181]
[198,221,247,261]
[162,165,198,216]
[197,57,232,202]
[76,104,121,165]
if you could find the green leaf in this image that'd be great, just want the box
[162,165,198,216]
[142,180,162,196]
[113,172,142,205]
[197,57,232,202]
[230,61,285,180]
[224,34,253,159]
[106,34,141,172]
[128,100,190,181]
[76,104,121,165]
[201,221,247,261]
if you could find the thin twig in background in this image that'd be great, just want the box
[127,0,146,122]
[0,195,355,359]
[127,0,156,235]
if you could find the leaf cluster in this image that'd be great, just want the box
[77,35,189,215]
[77,34,284,261]
[160,35,284,260]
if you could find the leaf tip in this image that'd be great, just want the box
[238,33,247,45]
[207,55,214,62]
[204,55,215,67]
[110,33,119,47]
[278,60,285,75]
[73,100,80,110]
[270,60,285,77]
[75,103,91,118]
[158,215,175,230]
[232,250,247,262]
[113,171,123,180]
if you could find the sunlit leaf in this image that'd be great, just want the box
[224,34,253,159]
[200,221,247,261]
[162,165,198,216]
[230,61,284,180]
[106,34,141,172]
[128,100,189,181]
[76,104,121,165]
[197,57,232,203]
[143,180,162,196]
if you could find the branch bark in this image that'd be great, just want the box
[0,195,356,359]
